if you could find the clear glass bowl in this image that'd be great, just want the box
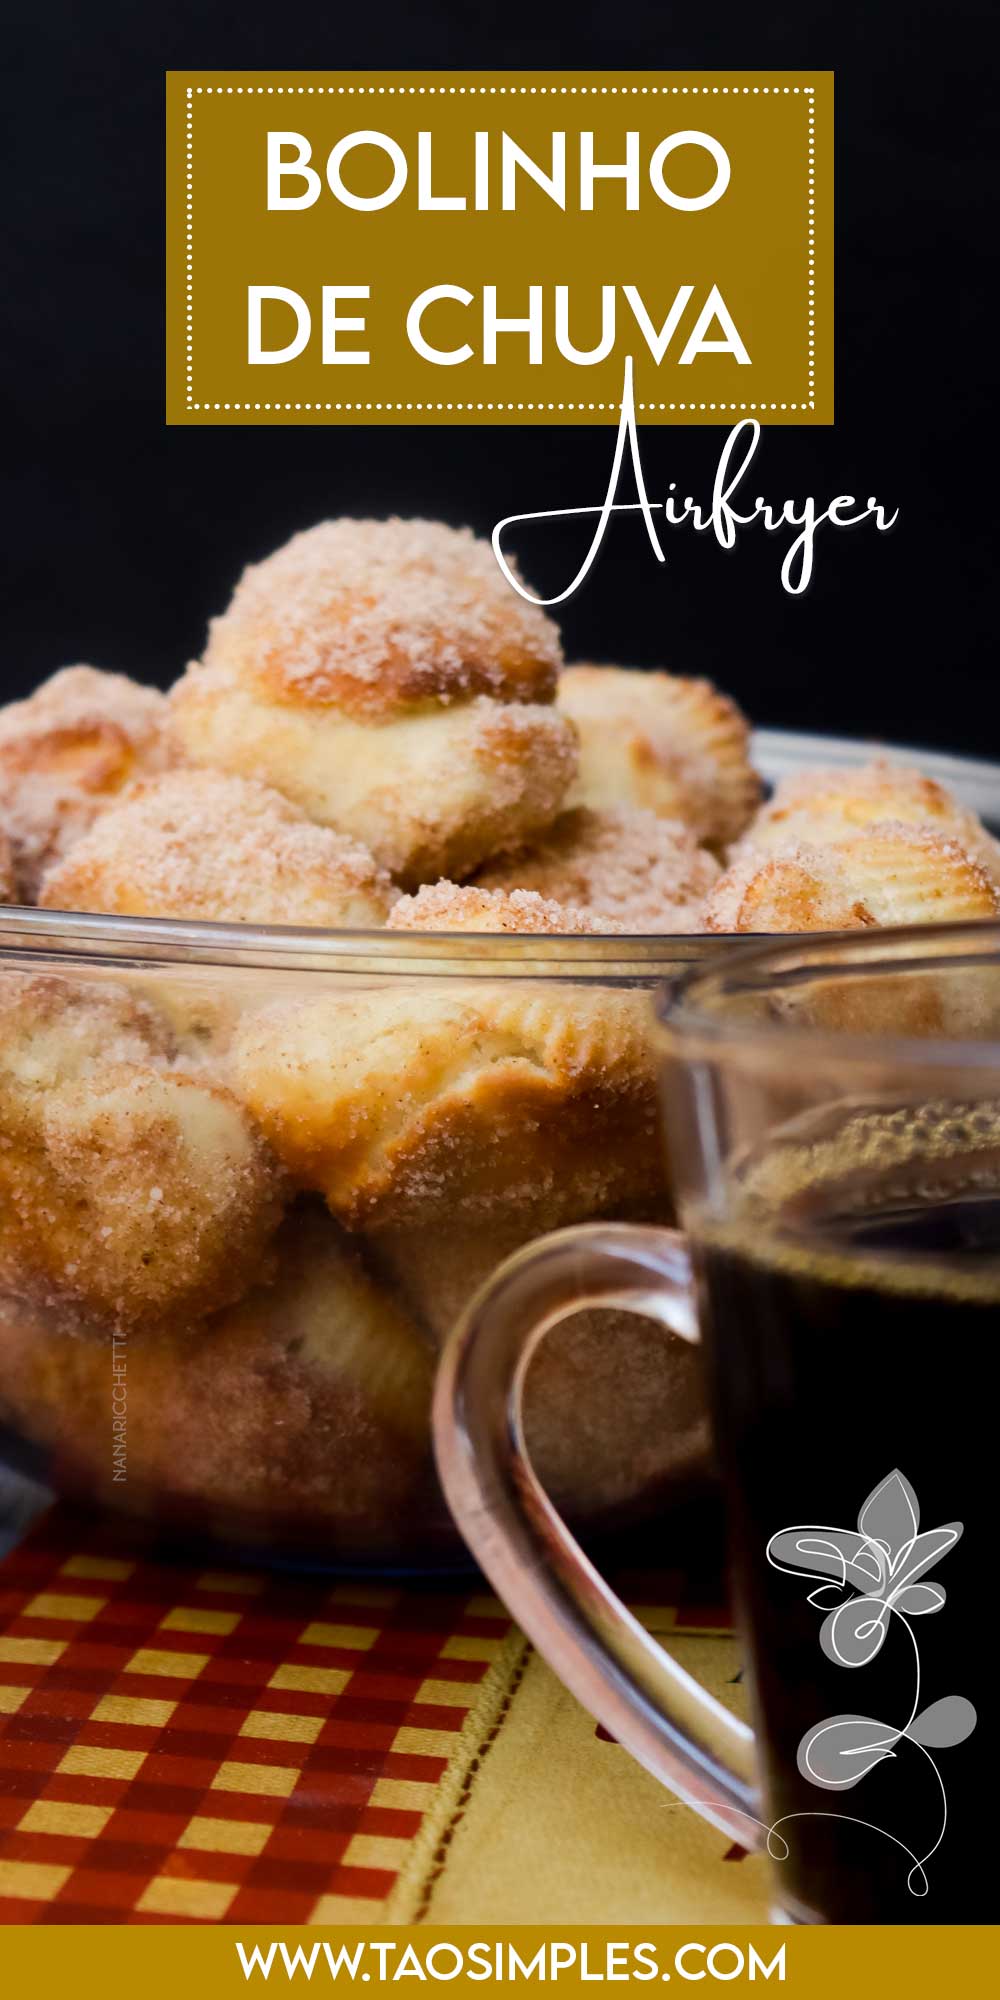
[2,731,997,1568]
[0,912,706,1566]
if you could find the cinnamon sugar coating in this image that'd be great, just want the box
[557,663,760,849]
[192,517,564,719]
[169,520,576,885]
[705,820,1000,933]
[732,758,1000,881]
[0,666,174,898]
[0,974,171,1119]
[477,804,719,932]
[0,975,286,1331]
[40,769,394,928]
[0,1208,435,1544]
[230,982,663,1232]
[387,881,619,934]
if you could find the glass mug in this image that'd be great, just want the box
[433,926,996,1924]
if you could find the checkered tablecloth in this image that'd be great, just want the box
[0,1511,513,1923]
[0,1506,763,1926]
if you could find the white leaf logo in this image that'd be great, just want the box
[797,1713,897,1790]
[766,1469,976,1896]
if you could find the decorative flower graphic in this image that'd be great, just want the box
[768,1467,962,1670]
[764,1469,976,1892]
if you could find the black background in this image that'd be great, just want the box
[3,2,997,758]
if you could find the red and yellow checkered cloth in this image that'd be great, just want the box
[0,1513,512,1924]
[0,1511,756,1925]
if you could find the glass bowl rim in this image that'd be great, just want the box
[3,726,998,982]
[0,902,718,978]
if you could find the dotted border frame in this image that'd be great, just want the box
[183,82,817,417]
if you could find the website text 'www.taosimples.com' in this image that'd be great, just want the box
[235,1941,786,1987]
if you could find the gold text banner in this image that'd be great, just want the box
[0,1923,990,1993]
[166,71,833,425]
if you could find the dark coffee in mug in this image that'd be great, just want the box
[697,1101,995,1922]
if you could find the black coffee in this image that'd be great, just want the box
[697,1102,996,1923]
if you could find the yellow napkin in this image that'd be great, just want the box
[388,1611,770,1923]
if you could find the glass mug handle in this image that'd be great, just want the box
[432,1221,761,1845]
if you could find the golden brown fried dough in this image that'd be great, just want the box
[0,972,171,1127]
[477,804,719,932]
[387,881,620,934]
[169,519,577,885]
[231,982,663,1231]
[733,759,1000,880]
[0,666,173,897]
[558,664,760,849]
[0,1210,437,1547]
[0,975,286,1329]
[40,769,394,927]
[704,822,1000,933]
[0,1065,287,1333]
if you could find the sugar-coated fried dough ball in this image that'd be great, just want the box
[169,519,577,885]
[0,978,286,1329]
[171,687,577,893]
[40,769,394,927]
[373,1212,710,1519]
[231,983,664,1231]
[191,518,564,717]
[709,770,1000,1046]
[0,666,173,898]
[557,664,760,849]
[732,759,1000,881]
[704,821,1000,933]
[0,973,172,1133]
[0,1210,437,1548]
[387,881,620,934]
[34,1068,285,1322]
[477,805,720,932]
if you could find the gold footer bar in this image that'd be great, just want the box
[0,1925,993,1994]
